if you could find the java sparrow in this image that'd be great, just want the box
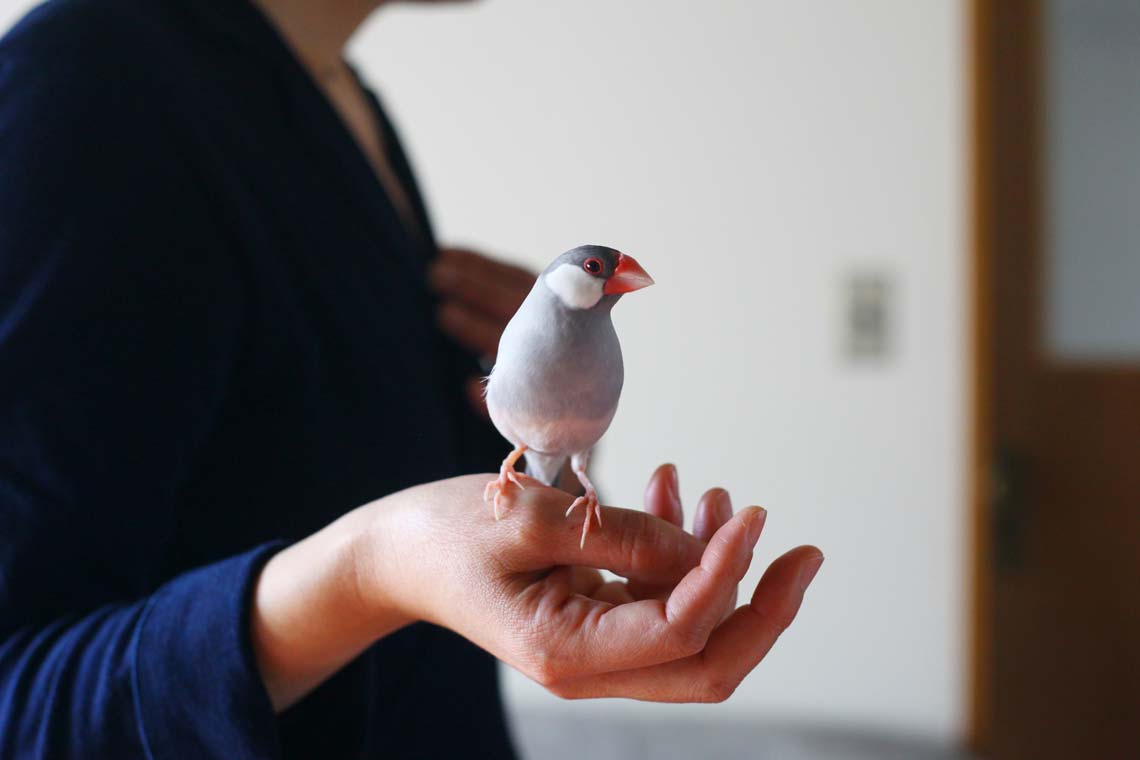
[484,245,654,546]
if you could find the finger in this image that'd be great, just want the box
[508,489,705,589]
[659,506,763,642]
[626,464,684,601]
[447,248,537,294]
[547,546,824,702]
[693,489,737,617]
[436,248,536,290]
[519,508,765,678]
[693,488,732,544]
[437,301,503,357]
[429,249,535,323]
[643,464,682,528]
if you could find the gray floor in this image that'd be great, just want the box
[509,711,971,760]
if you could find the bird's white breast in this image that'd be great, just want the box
[486,398,616,459]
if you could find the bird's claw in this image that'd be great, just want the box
[566,489,601,548]
[485,445,529,520]
[485,466,527,520]
[505,468,526,490]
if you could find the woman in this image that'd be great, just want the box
[0,0,823,757]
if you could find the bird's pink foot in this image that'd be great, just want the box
[485,445,528,520]
[484,467,525,519]
[565,488,601,548]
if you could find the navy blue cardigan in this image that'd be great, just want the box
[0,0,515,757]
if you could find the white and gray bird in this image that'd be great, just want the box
[484,245,654,546]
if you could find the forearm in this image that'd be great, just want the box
[249,503,413,712]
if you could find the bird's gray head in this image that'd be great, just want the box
[541,245,654,311]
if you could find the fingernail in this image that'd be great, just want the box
[665,465,680,509]
[746,507,767,548]
[799,554,824,590]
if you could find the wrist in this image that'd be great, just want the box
[349,500,420,629]
[249,503,411,711]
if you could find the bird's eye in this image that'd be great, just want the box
[583,258,603,275]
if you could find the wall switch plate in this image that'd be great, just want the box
[844,270,893,362]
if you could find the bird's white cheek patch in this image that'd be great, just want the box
[544,263,605,310]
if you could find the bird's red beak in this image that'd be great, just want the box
[604,253,655,295]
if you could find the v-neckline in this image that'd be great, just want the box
[233,0,435,266]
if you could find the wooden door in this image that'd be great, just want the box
[971,1,1140,758]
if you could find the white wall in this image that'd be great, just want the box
[352,0,966,741]
[0,0,968,743]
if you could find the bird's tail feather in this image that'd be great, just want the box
[523,450,566,487]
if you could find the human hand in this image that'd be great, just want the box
[427,247,536,415]
[360,469,823,703]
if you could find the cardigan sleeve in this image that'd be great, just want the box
[0,545,285,759]
[0,7,281,758]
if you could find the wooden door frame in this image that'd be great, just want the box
[967,1,995,752]
[968,0,1042,753]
